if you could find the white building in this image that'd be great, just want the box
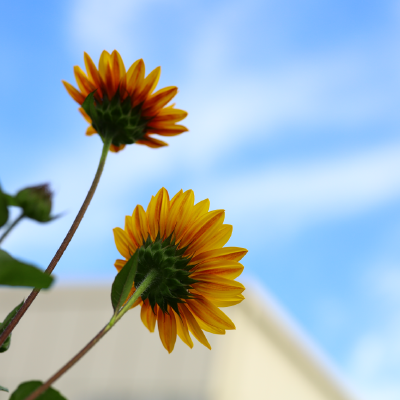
[0,284,360,400]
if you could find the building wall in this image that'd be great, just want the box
[0,286,359,400]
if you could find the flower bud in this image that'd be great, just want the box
[15,184,53,223]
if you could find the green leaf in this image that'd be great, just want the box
[0,250,53,289]
[111,252,138,313]
[10,381,67,400]
[0,301,23,353]
[5,194,19,207]
[0,186,8,228]
[0,384,8,392]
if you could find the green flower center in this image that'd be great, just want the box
[134,234,197,314]
[82,92,149,147]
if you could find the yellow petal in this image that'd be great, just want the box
[127,59,145,100]
[191,260,244,280]
[124,215,141,248]
[142,86,178,116]
[84,52,103,97]
[191,247,248,264]
[151,108,188,123]
[62,80,85,105]
[165,190,187,238]
[146,124,188,137]
[130,204,150,245]
[174,309,193,348]
[158,306,177,353]
[140,299,157,332]
[193,224,233,256]
[179,304,211,350]
[114,258,126,272]
[186,296,235,330]
[112,227,134,259]
[172,190,195,243]
[98,50,111,83]
[79,107,92,123]
[85,126,97,136]
[74,66,95,97]
[191,274,245,299]
[179,210,225,250]
[136,135,168,148]
[136,66,161,103]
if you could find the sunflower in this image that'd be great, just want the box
[62,50,188,152]
[113,188,247,353]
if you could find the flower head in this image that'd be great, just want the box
[113,188,247,353]
[63,51,188,152]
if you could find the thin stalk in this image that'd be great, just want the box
[0,137,112,349]
[24,270,157,400]
[0,213,24,245]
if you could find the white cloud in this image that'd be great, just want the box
[206,142,400,239]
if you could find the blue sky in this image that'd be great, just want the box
[1,0,400,398]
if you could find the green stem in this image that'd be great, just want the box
[0,137,112,349]
[110,269,158,326]
[0,213,24,246]
[24,270,157,400]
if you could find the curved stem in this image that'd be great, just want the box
[0,213,24,246]
[24,270,157,400]
[0,137,112,349]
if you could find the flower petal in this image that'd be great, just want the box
[191,260,244,280]
[191,274,245,299]
[62,81,85,105]
[179,303,211,349]
[136,135,168,148]
[141,299,157,332]
[158,306,177,353]
[113,227,134,259]
[191,247,248,264]
[142,86,178,116]
[84,52,103,97]
[85,126,97,136]
[186,296,236,330]
[147,124,188,136]
[174,309,193,348]
[151,108,188,123]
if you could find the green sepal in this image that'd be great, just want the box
[0,250,53,288]
[81,91,98,124]
[111,251,139,313]
[0,385,8,392]
[0,301,23,353]
[10,381,67,400]
[81,91,148,148]
[15,184,53,223]
[134,233,198,314]
[0,185,9,228]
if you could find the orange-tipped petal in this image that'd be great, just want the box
[179,304,211,349]
[85,126,97,136]
[146,124,188,137]
[158,307,177,353]
[126,59,145,97]
[136,135,168,148]
[142,86,178,116]
[141,300,157,332]
[84,52,103,97]
[151,108,188,123]
[79,107,92,123]
[62,81,85,105]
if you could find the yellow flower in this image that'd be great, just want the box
[63,51,188,152]
[113,188,247,353]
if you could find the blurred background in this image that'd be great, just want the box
[1,0,400,399]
